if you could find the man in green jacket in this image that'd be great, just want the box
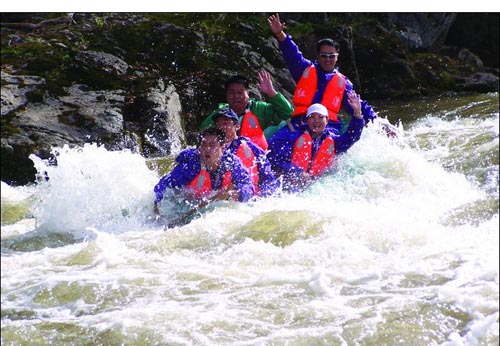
[200,70,294,152]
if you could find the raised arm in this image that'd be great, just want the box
[252,71,294,129]
[257,70,277,98]
[267,13,286,42]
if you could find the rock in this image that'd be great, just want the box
[1,13,498,185]
[395,28,423,51]
[455,72,499,92]
[457,48,484,69]
[142,80,186,157]
[59,84,125,136]
[387,13,457,51]
[1,71,45,116]
[446,13,499,68]
[75,50,129,78]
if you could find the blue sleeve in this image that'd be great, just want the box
[267,126,304,176]
[334,117,365,154]
[153,149,200,203]
[246,140,280,196]
[278,34,312,82]
[225,153,255,202]
[360,100,378,123]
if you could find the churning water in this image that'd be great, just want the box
[1,93,498,346]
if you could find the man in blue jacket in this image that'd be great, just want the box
[154,127,254,215]
[267,101,364,192]
[267,13,389,136]
[214,107,281,197]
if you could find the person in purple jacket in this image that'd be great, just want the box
[267,102,364,193]
[267,13,397,137]
[153,127,254,215]
[214,107,281,197]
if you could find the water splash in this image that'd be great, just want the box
[1,94,498,345]
[27,143,159,235]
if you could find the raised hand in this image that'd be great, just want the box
[347,91,362,119]
[257,70,277,98]
[267,13,286,39]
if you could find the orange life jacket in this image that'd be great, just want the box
[235,142,260,195]
[240,111,268,152]
[291,132,336,177]
[187,169,232,198]
[292,65,346,122]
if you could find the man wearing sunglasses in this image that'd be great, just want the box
[267,13,381,135]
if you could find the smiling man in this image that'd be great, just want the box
[267,102,364,192]
[267,13,379,135]
[200,71,294,151]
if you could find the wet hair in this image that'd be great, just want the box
[316,38,340,53]
[199,127,226,146]
[224,75,249,90]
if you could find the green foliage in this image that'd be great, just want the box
[439,71,457,89]
[1,36,79,95]
[93,16,106,28]
[288,22,316,37]
[0,119,21,136]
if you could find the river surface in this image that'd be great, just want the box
[1,92,498,346]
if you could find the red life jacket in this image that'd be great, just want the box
[187,169,232,198]
[235,141,259,195]
[240,111,268,152]
[291,132,336,177]
[292,65,346,122]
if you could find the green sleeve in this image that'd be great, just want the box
[251,93,294,130]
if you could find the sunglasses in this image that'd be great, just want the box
[319,53,339,59]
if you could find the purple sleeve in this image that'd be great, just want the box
[154,150,200,203]
[360,100,378,123]
[267,126,304,175]
[227,154,255,202]
[278,34,312,82]
[279,35,378,123]
[333,117,365,154]
[246,140,280,196]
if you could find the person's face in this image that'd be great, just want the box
[317,45,339,73]
[226,83,249,114]
[215,117,239,143]
[306,113,328,137]
[199,134,223,169]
